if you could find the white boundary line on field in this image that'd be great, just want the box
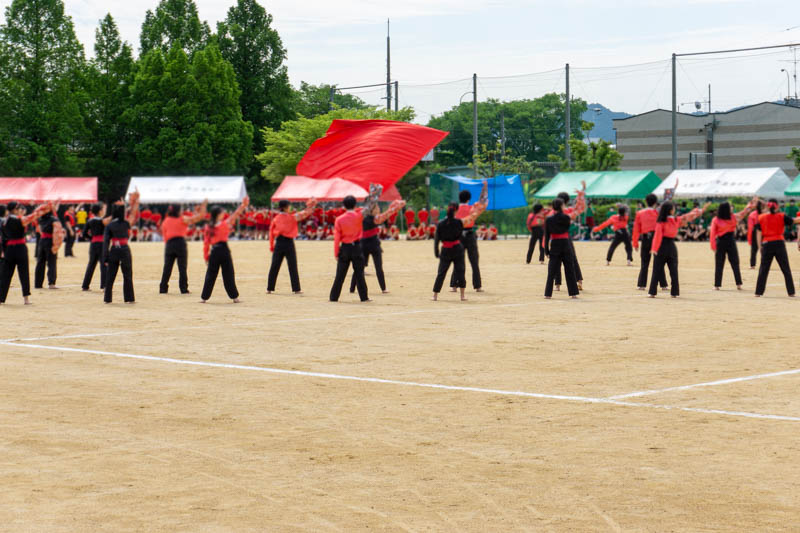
[607,367,800,399]
[3,340,799,423]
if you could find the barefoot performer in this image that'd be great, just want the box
[103,192,140,304]
[754,199,800,298]
[592,205,633,266]
[81,202,109,291]
[349,184,405,294]
[544,198,582,299]
[159,201,208,294]
[432,202,482,301]
[450,180,489,292]
[648,200,710,298]
[267,197,318,294]
[0,202,49,305]
[200,197,249,303]
[709,198,757,290]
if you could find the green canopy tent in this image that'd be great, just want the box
[584,170,661,199]
[532,172,601,200]
[785,174,800,196]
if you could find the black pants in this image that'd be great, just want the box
[330,242,368,301]
[268,236,300,292]
[546,239,579,297]
[160,237,189,294]
[64,232,75,256]
[351,237,385,292]
[450,229,481,289]
[750,232,760,268]
[607,229,633,262]
[526,227,544,263]
[649,238,679,296]
[755,240,794,296]
[105,246,134,303]
[554,239,583,285]
[0,244,31,302]
[433,246,466,292]
[34,238,57,288]
[201,243,239,301]
[82,241,106,290]
[637,233,667,289]
[714,234,742,287]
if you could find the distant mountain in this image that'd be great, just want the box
[581,103,631,143]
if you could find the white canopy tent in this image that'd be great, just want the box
[125,177,247,203]
[653,168,792,199]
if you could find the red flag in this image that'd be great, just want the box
[296,120,448,190]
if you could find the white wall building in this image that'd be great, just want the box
[613,102,800,178]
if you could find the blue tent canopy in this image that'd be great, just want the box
[442,174,527,211]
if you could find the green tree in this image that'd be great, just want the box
[427,94,589,166]
[789,147,800,171]
[124,44,253,175]
[0,0,87,175]
[84,14,136,197]
[140,0,210,56]
[548,138,623,171]
[256,106,414,185]
[217,0,294,132]
[293,82,369,119]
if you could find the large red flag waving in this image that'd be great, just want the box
[296,120,448,191]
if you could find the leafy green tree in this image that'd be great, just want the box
[124,44,253,175]
[84,14,136,197]
[293,82,370,119]
[257,106,414,185]
[548,138,623,171]
[472,140,545,179]
[140,0,210,56]
[217,0,294,132]
[789,147,800,171]
[0,0,87,175]
[427,94,589,167]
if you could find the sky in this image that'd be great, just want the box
[2,0,799,121]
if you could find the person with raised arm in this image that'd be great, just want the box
[449,179,489,292]
[349,184,405,295]
[632,193,667,291]
[754,199,800,297]
[34,202,63,289]
[0,202,49,305]
[102,192,140,304]
[552,181,587,291]
[747,200,763,269]
[544,198,582,299]
[648,200,710,298]
[267,197,318,295]
[592,204,633,266]
[81,202,110,291]
[709,198,757,290]
[158,201,207,295]
[432,201,483,301]
[200,197,249,303]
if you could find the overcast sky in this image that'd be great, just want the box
[2,0,799,120]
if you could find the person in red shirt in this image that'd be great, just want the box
[418,207,429,226]
[200,197,249,303]
[429,207,439,225]
[329,195,370,302]
[390,225,399,240]
[710,198,757,290]
[526,204,546,264]
[267,198,317,294]
[426,223,436,239]
[159,201,207,294]
[488,224,498,240]
[755,199,800,297]
[632,194,666,290]
[63,205,76,257]
[255,210,267,240]
[747,201,763,269]
[404,208,416,232]
[450,180,489,292]
[407,225,418,240]
[648,200,709,297]
[592,205,633,266]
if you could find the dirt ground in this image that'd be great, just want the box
[1,237,799,532]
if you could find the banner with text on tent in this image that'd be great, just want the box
[296,120,449,191]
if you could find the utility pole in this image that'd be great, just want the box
[708,84,711,114]
[565,63,571,168]
[473,73,478,169]
[394,81,399,111]
[500,108,506,162]
[386,19,391,111]
[329,86,335,111]
[671,53,677,171]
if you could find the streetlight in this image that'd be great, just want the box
[781,69,791,100]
